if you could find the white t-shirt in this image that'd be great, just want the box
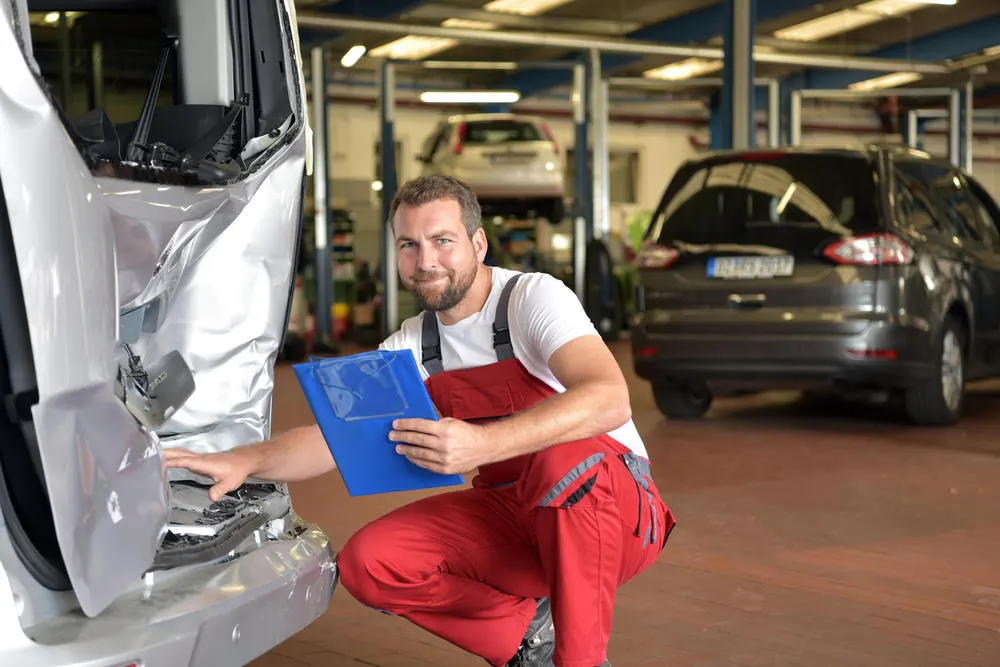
[379,267,649,459]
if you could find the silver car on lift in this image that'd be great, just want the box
[0,1,336,665]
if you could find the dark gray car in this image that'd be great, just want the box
[632,144,1000,426]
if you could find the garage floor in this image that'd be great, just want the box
[251,342,1000,667]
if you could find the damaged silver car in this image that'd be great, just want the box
[0,0,337,665]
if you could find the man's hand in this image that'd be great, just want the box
[163,448,257,502]
[389,418,491,475]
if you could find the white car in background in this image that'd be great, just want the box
[0,0,335,665]
[417,113,567,223]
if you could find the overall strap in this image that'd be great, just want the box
[420,310,444,376]
[420,272,524,375]
[493,273,522,362]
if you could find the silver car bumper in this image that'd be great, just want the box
[4,524,337,667]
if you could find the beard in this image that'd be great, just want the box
[407,263,477,312]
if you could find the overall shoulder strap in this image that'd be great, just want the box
[492,273,523,362]
[420,311,445,376]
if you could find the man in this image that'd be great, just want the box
[165,175,674,667]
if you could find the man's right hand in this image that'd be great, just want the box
[163,448,258,502]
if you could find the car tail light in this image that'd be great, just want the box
[453,123,467,155]
[823,233,914,265]
[636,244,679,269]
[541,122,559,154]
[634,346,656,358]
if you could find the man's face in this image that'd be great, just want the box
[393,198,487,312]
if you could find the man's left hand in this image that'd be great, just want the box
[389,418,491,475]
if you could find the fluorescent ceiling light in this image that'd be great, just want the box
[848,71,923,91]
[369,35,458,59]
[441,17,499,29]
[44,11,60,23]
[420,90,521,104]
[482,0,575,15]
[643,58,724,81]
[774,0,948,42]
[340,44,366,68]
[370,15,499,60]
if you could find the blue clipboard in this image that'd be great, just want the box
[292,348,466,496]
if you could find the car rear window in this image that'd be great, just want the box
[462,120,544,144]
[649,153,882,256]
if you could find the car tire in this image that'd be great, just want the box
[903,315,966,426]
[542,197,565,224]
[652,380,713,420]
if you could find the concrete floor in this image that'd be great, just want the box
[252,342,1000,667]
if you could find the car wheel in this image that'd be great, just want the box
[652,380,713,420]
[543,197,565,224]
[903,315,965,426]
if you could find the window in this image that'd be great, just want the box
[462,120,544,144]
[20,1,299,185]
[647,153,880,257]
[964,177,1000,250]
[898,162,983,242]
[893,165,940,234]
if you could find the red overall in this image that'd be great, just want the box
[338,275,675,667]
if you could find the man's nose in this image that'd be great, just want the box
[417,243,438,270]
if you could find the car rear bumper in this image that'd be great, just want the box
[632,321,938,389]
[6,522,337,667]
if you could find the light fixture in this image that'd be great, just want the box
[369,15,498,60]
[773,0,952,43]
[482,0,575,15]
[441,18,499,29]
[44,11,59,23]
[643,58,724,81]
[340,44,366,68]
[848,71,923,91]
[369,36,458,60]
[419,90,521,104]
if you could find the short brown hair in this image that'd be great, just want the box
[388,175,482,238]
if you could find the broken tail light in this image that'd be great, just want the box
[823,233,914,265]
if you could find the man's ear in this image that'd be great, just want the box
[472,227,488,262]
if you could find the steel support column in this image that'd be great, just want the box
[379,60,400,337]
[948,89,961,168]
[310,47,334,352]
[588,49,610,240]
[722,0,755,150]
[572,60,588,301]
[963,80,974,172]
[766,78,780,147]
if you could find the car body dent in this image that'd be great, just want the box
[0,2,335,661]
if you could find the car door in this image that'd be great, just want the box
[901,160,1000,367]
[961,174,1000,368]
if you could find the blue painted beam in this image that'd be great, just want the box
[806,15,1000,90]
[503,0,821,99]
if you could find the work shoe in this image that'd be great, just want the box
[505,598,555,666]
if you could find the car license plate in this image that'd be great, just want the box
[706,255,795,279]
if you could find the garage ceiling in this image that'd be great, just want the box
[299,0,1000,102]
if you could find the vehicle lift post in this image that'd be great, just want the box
[789,87,965,168]
[310,46,337,354]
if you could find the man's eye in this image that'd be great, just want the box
[437,238,452,245]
